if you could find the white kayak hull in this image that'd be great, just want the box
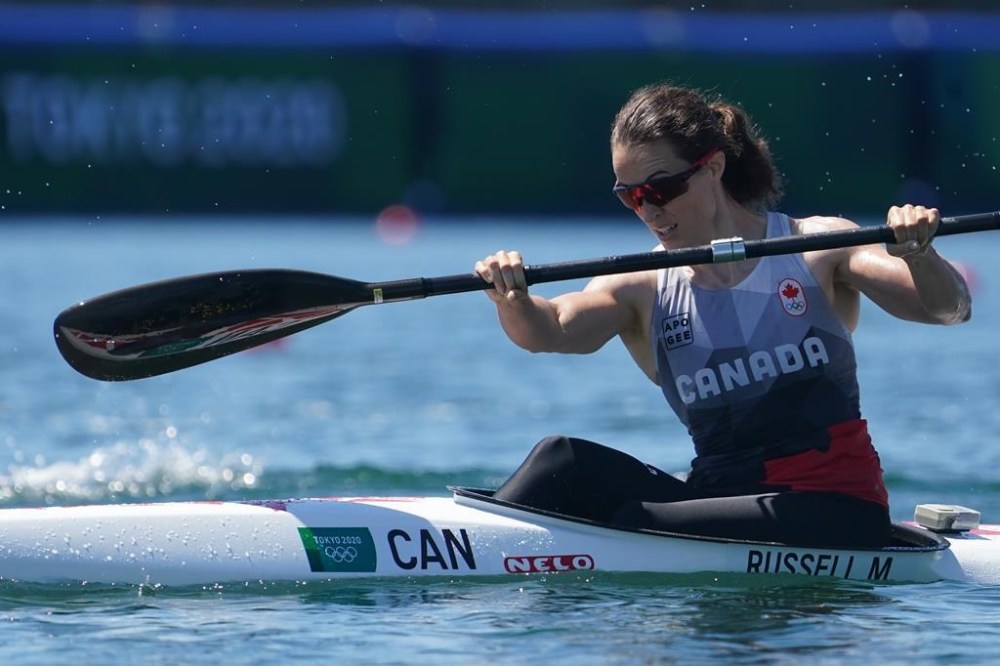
[0,488,997,586]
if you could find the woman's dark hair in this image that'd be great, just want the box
[611,83,783,209]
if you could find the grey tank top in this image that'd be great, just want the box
[651,212,862,487]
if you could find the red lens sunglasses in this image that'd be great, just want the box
[612,148,719,212]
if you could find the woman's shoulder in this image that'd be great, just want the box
[787,213,860,236]
[787,214,867,287]
[586,266,658,296]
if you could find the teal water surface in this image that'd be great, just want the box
[1,216,999,664]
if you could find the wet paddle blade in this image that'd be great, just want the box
[54,269,372,381]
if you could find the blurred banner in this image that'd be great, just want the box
[0,5,998,218]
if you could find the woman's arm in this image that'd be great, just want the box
[837,205,972,325]
[475,250,643,353]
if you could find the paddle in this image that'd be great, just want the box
[55,211,999,381]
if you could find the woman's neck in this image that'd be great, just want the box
[687,200,768,289]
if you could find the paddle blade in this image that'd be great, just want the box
[54,269,372,381]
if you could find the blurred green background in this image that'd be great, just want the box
[1,3,997,219]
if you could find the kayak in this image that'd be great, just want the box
[0,488,996,586]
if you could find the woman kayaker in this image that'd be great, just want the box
[473,82,972,548]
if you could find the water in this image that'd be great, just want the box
[1,216,998,663]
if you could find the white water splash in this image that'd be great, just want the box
[0,438,262,505]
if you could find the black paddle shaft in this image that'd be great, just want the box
[412,211,999,298]
[54,211,998,381]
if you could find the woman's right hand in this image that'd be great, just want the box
[475,251,529,304]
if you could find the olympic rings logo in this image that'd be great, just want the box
[784,300,805,312]
[323,546,359,563]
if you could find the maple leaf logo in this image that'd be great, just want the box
[778,278,807,316]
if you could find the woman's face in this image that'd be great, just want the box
[611,140,717,248]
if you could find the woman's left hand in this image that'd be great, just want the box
[885,204,940,258]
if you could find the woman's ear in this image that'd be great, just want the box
[706,150,726,180]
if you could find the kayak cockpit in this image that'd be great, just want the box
[450,486,950,554]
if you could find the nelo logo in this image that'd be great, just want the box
[503,554,595,574]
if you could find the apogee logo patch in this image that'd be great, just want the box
[663,313,693,349]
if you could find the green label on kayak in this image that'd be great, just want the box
[298,527,377,573]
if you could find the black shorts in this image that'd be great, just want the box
[493,435,891,548]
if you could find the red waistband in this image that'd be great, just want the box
[762,419,888,507]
